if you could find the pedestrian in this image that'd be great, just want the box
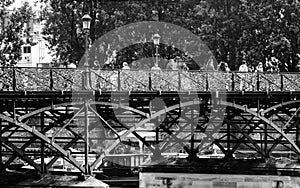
[165,59,178,70]
[224,63,230,72]
[238,60,249,72]
[122,62,130,70]
[151,63,161,71]
[180,62,190,90]
[238,60,249,91]
[218,62,227,72]
[206,57,216,71]
[255,62,264,72]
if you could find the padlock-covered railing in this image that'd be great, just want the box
[0,67,299,92]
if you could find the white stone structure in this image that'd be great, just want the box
[10,0,53,67]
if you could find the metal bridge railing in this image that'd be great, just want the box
[0,67,299,92]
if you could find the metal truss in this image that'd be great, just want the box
[0,91,300,176]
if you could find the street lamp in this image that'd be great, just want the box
[152,33,160,67]
[82,14,92,176]
[82,14,92,31]
[82,14,92,91]
[82,14,92,67]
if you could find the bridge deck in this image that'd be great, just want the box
[1,68,300,176]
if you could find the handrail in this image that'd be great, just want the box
[0,67,299,92]
[150,70,179,91]
[119,70,149,90]
[234,72,257,90]
[258,73,282,91]
[90,69,118,90]
[282,73,300,90]
[179,71,205,90]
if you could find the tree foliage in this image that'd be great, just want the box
[41,0,300,71]
[0,1,35,66]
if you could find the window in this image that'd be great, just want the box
[23,46,31,53]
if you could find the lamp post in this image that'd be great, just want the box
[153,33,161,67]
[82,14,92,89]
[82,14,92,176]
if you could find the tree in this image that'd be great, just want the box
[0,1,35,66]
[41,0,300,71]
[41,0,210,68]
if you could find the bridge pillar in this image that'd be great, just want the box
[40,112,47,175]
[84,100,91,175]
[151,147,163,161]
[187,135,198,161]
[186,149,198,161]
[225,150,235,161]
[296,117,300,148]
[83,68,91,90]
[184,145,198,161]
[0,119,3,172]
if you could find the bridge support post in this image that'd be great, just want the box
[0,119,2,172]
[41,112,46,174]
[151,127,163,161]
[151,146,163,161]
[83,68,91,90]
[184,145,198,162]
[186,149,198,161]
[297,120,300,148]
[187,133,198,161]
[84,100,91,175]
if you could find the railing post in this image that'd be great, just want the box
[149,72,152,91]
[82,71,85,90]
[178,71,181,91]
[118,70,121,91]
[0,119,2,172]
[256,72,260,91]
[280,74,284,91]
[50,69,53,91]
[12,68,16,91]
[231,73,235,91]
[84,100,91,175]
[206,72,209,91]
[89,69,93,89]
[83,67,91,90]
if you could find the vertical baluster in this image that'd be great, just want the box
[231,73,235,91]
[12,68,16,91]
[118,70,121,91]
[89,69,92,90]
[50,69,53,91]
[256,72,260,91]
[149,72,152,91]
[82,70,85,90]
[280,74,284,91]
[178,71,181,91]
[205,72,209,91]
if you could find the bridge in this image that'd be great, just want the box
[0,67,300,177]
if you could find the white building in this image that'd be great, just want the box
[10,0,53,67]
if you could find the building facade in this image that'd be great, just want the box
[10,0,52,67]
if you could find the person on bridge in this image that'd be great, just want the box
[205,56,216,71]
[151,63,161,71]
[166,59,178,70]
[238,60,249,91]
[122,62,130,70]
[218,62,227,72]
[225,63,230,72]
[218,62,231,90]
[255,62,264,72]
